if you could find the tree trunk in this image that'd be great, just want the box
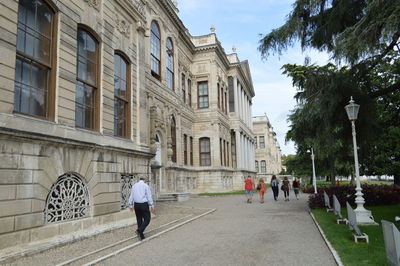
[350,175,355,185]
[394,174,400,185]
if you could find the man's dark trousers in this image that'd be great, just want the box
[272,186,279,200]
[134,202,151,234]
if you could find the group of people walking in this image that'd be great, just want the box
[128,175,302,241]
[245,175,301,203]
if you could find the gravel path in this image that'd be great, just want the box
[105,191,337,266]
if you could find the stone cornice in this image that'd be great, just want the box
[0,126,154,158]
[156,0,195,53]
[195,44,231,69]
[117,0,147,23]
[230,63,255,98]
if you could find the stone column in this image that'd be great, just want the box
[250,103,253,130]
[235,130,241,168]
[233,77,238,113]
[242,88,246,121]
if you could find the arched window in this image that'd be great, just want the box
[171,117,177,163]
[261,160,266,173]
[114,52,130,138]
[14,0,56,118]
[44,172,90,223]
[150,21,161,80]
[200,137,211,166]
[166,37,174,90]
[76,27,99,130]
[255,161,259,172]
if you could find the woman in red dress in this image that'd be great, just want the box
[257,178,266,203]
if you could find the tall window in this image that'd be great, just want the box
[198,81,209,108]
[190,136,193,165]
[261,160,266,173]
[223,140,227,166]
[259,136,265,148]
[226,141,230,167]
[14,0,55,118]
[150,21,161,79]
[183,134,188,165]
[221,87,224,112]
[171,117,177,163]
[166,37,173,89]
[220,138,223,166]
[217,83,220,109]
[114,53,130,138]
[76,28,99,130]
[224,91,228,114]
[255,161,259,172]
[181,73,186,103]
[188,79,192,107]
[200,137,211,166]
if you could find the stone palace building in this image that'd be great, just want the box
[253,115,282,182]
[0,0,256,248]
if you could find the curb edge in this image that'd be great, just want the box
[309,211,344,266]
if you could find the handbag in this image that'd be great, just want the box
[280,185,284,191]
[256,184,261,190]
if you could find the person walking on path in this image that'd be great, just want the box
[128,177,155,240]
[282,176,290,201]
[244,176,254,203]
[293,178,300,200]
[270,175,279,201]
[257,178,266,203]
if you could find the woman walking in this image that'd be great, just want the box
[244,176,254,203]
[270,175,279,201]
[257,178,266,203]
[282,176,290,201]
[293,178,300,200]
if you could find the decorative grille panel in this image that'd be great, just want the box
[121,174,138,209]
[45,173,90,224]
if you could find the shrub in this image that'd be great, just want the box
[307,184,400,209]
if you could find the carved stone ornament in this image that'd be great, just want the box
[116,15,131,37]
[128,0,147,16]
[84,0,100,9]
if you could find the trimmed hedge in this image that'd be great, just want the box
[307,184,400,209]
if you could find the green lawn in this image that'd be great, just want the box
[312,205,400,266]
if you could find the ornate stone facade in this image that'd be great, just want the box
[0,0,255,249]
[253,115,283,182]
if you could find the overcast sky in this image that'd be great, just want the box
[178,0,330,155]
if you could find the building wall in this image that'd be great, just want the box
[0,0,256,249]
[253,115,282,182]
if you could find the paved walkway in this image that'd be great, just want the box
[107,190,337,266]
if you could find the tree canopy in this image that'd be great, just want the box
[259,0,400,184]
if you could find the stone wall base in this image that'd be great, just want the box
[0,210,134,260]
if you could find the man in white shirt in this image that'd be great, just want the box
[128,177,155,240]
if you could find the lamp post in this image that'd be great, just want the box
[307,148,317,194]
[345,97,376,224]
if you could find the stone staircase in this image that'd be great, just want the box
[156,193,177,202]
[156,193,191,202]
